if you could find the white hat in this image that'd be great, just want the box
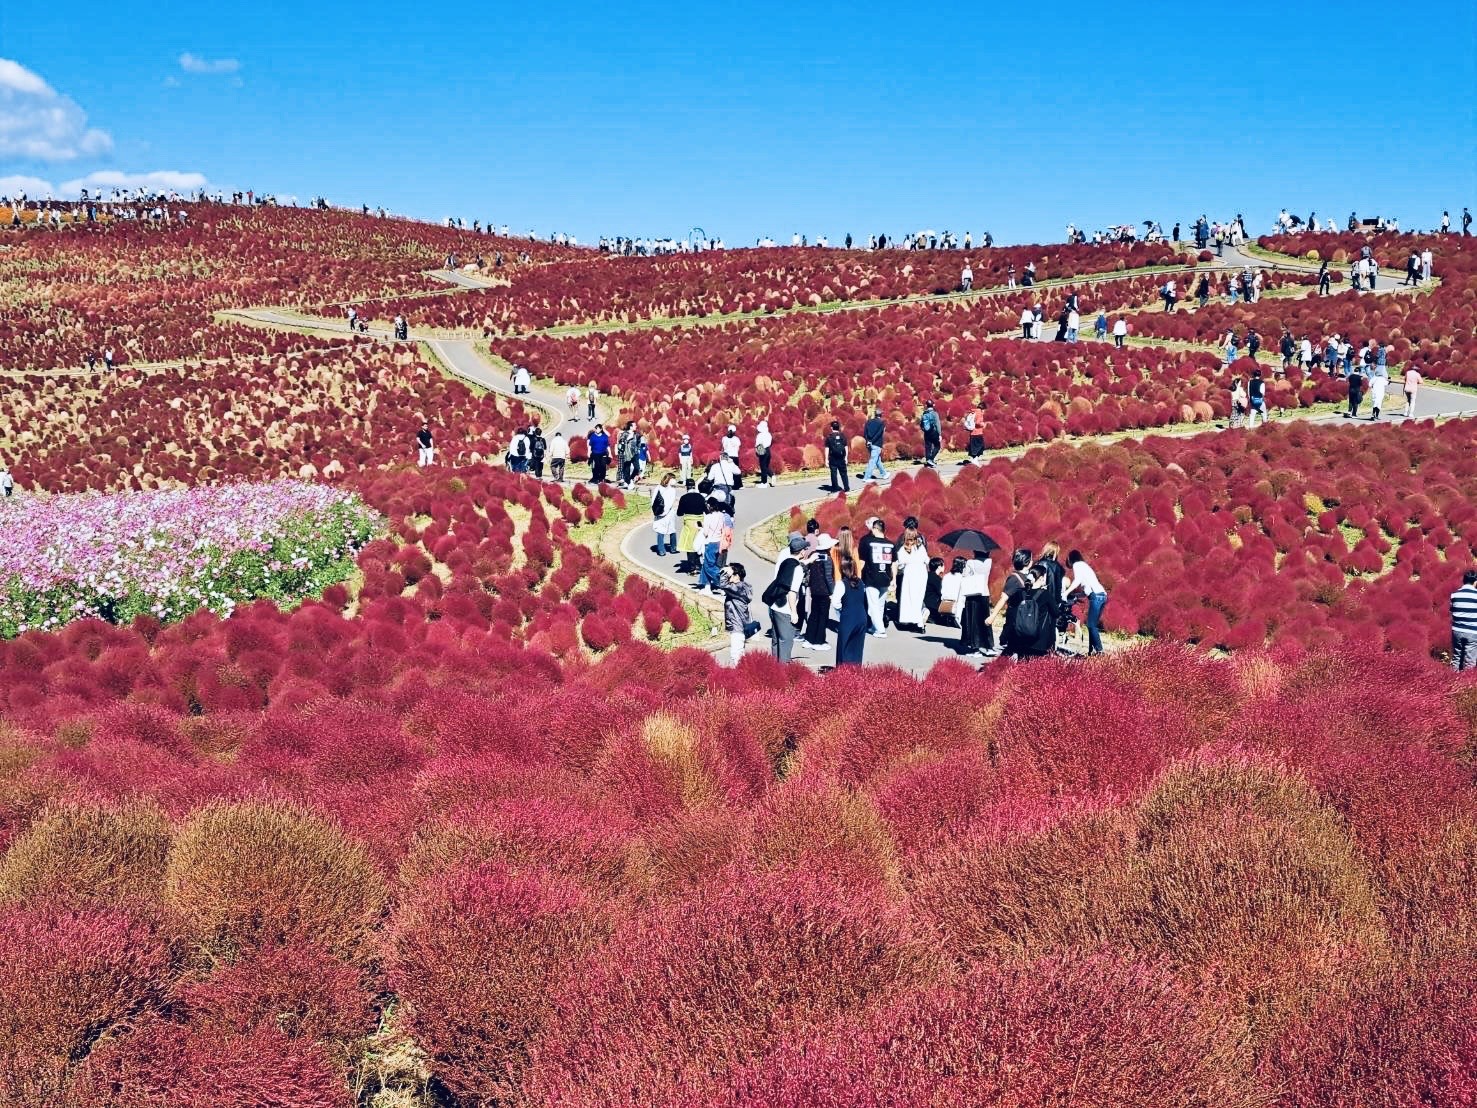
[865,516,882,530]
[816,534,837,551]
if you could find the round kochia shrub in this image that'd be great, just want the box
[0,802,171,908]
[0,904,173,1107]
[387,862,606,1106]
[163,801,387,963]
[713,953,1261,1108]
[524,867,935,1105]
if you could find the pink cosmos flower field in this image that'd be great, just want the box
[0,480,380,636]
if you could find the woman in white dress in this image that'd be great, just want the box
[894,517,930,631]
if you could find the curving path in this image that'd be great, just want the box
[220,248,1477,674]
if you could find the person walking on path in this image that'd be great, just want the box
[766,535,808,661]
[804,533,836,647]
[894,518,930,631]
[1019,306,1034,340]
[0,463,13,499]
[1196,273,1211,308]
[678,434,694,484]
[859,515,895,637]
[1421,247,1434,283]
[824,421,850,492]
[512,365,532,395]
[1095,311,1108,341]
[861,408,888,483]
[696,498,726,594]
[1230,378,1248,429]
[1318,259,1332,297]
[1161,278,1177,312]
[1345,365,1366,419]
[586,385,598,421]
[831,543,870,666]
[1066,550,1108,655]
[1368,347,1390,420]
[1452,569,1477,671]
[567,385,581,421]
[919,402,942,469]
[651,474,678,555]
[616,422,640,488]
[416,423,435,466]
[675,482,707,573]
[1112,318,1128,349]
[960,262,973,292]
[507,427,531,473]
[587,423,611,483]
[1403,366,1422,419]
[720,563,754,667]
[964,399,987,463]
[529,426,547,478]
[1247,369,1267,428]
[548,431,569,481]
[754,420,774,487]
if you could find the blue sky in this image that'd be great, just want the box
[3,0,1474,244]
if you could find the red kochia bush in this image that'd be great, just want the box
[387,862,606,1105]
[714,954,1261,1108]
[1265,958,1477,1107]
[524,867,933,1106]
[65,1020,351,1108]
[0,904,173,1107]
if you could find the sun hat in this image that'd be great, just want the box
[816,534,837,551]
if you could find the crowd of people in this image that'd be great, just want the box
[698,513,1110,669]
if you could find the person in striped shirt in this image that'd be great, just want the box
[1453,569,1477,671]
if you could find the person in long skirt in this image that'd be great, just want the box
[894,518,930,631]
[831,546,869,665]
[957,556,995,655]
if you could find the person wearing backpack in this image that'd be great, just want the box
[991,548,1054,660]
[1034,542,1069,640]
[528,426,547,478]
[754,420,774,486]
[964,399,986,463]
[803,533,837,648]
[507,427,530,474]
[919,402,942,469]
[764,535,810,662]
[824,420,850,493]
[651,474,678,555]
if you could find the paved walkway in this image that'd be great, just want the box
[222,248,1476,674]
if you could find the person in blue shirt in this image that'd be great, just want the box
[587,424,611,484]
[1095,311,1108,341]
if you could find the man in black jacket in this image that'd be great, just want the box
[824,420,850,492]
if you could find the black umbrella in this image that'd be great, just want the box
[936,529,1000,556]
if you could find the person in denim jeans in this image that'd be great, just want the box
[861,408,887,482]
[1066,549,1108,655]
[695,499,724,594]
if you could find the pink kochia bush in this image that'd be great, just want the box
[804,418,1477,658]
[1,343,536,493]
[495,277,1335,472]
[0,636,1475,1103]
[339,240,1186,333]
[0,202,585,370]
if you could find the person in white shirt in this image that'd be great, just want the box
[1112,318,1128,349]
[961,263,974,292]
[1421,248,1434,283]
[1066,309,1080,342]
[721,425,741,465]
[567,385,581,421]
[0,464,13,498]
[1066,550,1108,655]
[678,433,694,484]
[769,534,810,661]
[513,365,531,395]
[1019,307,1033,340]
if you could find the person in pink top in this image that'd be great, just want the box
[1404,367,1422,419]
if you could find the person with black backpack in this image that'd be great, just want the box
[528,426,547,478]
[763,535,810,662]
[824,420,850,493]
[991,548,1055,660]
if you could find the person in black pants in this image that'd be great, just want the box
[1318,260,1331,296]
[823,420,850,492]
[804,536,835,646]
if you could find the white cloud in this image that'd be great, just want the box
[0,174,55,196]
[57,170,208,197]
[179,52,240,75]
[0,57,113,160]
